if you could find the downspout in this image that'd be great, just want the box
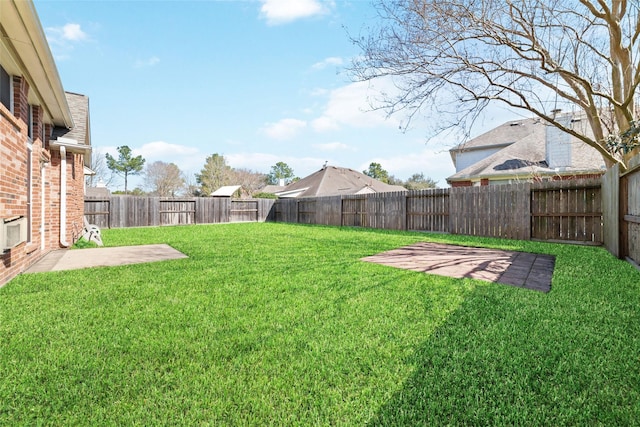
[59,146,69,247]
[41,161,46,250]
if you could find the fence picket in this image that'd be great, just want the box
[86,179,605,245]
[85,197,273,228]
[268,180,599,243]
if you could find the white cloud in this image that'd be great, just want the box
[259,0,334,25]
[45,23,89,60]
[311,80,399,132]
[135,141,202,172]
[47,23,88,42]
[311,56,343,70]
[134,56,160,69]
[136,141,198,158]
[260,118,307,140]
[311,116,340,132]
[226,152,325,177]
[226,152,280,172]
[62,23,87,41]
[309,87,329,97]
[312,142,354,151]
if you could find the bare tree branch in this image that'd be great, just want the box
[350,0,640,168]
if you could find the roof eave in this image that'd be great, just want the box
[275,187,310,198]
[50,137,91,154]
[0,0,72,127]
[450,141,513,154]
[447,168,604,183]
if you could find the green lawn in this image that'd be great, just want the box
[1,222,639,425]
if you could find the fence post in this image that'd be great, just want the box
[602,165,620,257]
[402,192,407,230]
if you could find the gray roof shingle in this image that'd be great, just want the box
[51,92,90,146]
[448,114,606,182]
[277,165,406,198]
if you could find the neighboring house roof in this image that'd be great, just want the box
[85,186,110,198]
[275,165,407,198]
[450,117,541,162]
[261,184,286,194]
[447,114,606,183]
[211,185,241,197]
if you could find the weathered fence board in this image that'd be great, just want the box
[230,200,259,222]
[342,196,367,227]
[316,196,342,226]
[297,199,317,224]
[274,199,298,223]
[622,156,640,266]
[195,198,230,224]
[531,180,602,243]
[85,197,274,228]
[406,189,449,232]
[87,179,607,246]
[160,199,195,225]
[448,183,531,240]
[84,198,110,228]
[270,180,603,244]
[599,154,640,265]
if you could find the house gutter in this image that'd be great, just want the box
[274,187,310,198]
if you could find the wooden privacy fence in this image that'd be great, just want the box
[84,197,275,228]
[272,179,603,244]
[602,154,640,266]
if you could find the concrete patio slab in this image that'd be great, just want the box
[24,244,188,273]
[362,242,555,292]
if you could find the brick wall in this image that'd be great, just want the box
[451,181,472,187]
[12,76,29,124]
[552,173,604,181]
[0,76,86,287]
[0,103,38,286]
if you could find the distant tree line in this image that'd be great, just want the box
[363,162,437,190]
[93,147,438,196]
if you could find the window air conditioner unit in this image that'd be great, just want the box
[2,216,27,251]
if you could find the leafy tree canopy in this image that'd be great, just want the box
[195,153,233,196]
[363,162,389,183]
[405,173,438,190]
[105,146,145,194]
[267,162,296,185]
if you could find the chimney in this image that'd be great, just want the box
[278,178,285,186]
[546,112,572,169]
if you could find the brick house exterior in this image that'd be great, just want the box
[1,1,91,286]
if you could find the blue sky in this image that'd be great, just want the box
[35,0,520,191]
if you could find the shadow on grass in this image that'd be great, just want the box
[367,276,640,426]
